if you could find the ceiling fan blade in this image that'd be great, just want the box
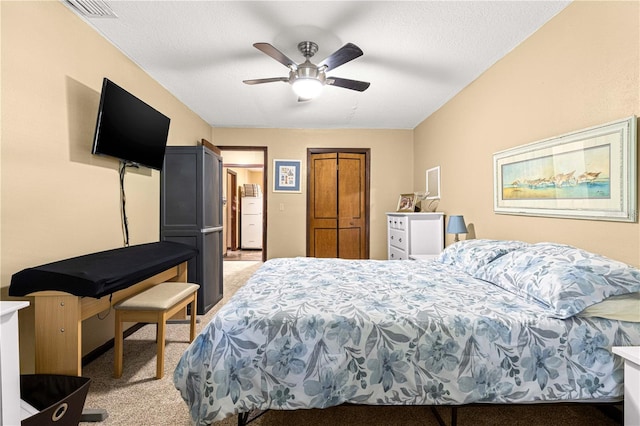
[318,43,364,72]
[243,77,289,85]
[253,43,297,69]
[327,77,370,92]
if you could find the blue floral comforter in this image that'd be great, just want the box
[174,257,640,424]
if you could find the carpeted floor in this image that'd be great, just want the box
[79,260,622,426]
[80,260,262,426]
[225,249,263,261]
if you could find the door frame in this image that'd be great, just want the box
[226,169,238,251]
[218,146,268,262]
[306,148,371,259]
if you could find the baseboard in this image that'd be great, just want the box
[82,323,146,367]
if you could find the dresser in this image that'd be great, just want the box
[241,196,263,249]
[386,212,444,260]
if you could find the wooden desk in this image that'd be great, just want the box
[9,241,197,377]
[31,262,187,376]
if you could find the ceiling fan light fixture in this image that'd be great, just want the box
[246,41,369,100]
[291,78,323,99]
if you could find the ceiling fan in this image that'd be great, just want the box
[243,41,370,101]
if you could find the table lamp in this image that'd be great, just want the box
[447,215,468,242]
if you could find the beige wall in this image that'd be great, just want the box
[247,170,263,186]
[213,128,414,260]
[414,1,640,266]
[1,1,211,371]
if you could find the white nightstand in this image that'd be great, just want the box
[1,301,30,426]
[612,346,640,426]
[386,212,444,260]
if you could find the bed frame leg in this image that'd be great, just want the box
[237,412,249,426]
[429,406,457,426]
[237,409,268,426]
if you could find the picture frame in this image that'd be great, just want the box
[426,166,441,199]
[493,116,637,222]
[273,159,301,193]
[397,193,417,212]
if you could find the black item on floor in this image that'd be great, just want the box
[20,374,91,426]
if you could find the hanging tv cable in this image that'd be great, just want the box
[119,160,139,247]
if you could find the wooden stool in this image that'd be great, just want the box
[114,282,199,379]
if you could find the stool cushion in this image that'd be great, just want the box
[115,282,199,311]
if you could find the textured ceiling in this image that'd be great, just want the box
[67,1,571,129]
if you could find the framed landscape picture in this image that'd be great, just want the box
[493,116,637,222]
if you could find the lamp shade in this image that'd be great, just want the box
[446,215,468,234]
[292,78,323,99]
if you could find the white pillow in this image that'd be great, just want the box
[579,292,640,322]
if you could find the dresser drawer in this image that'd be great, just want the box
[388,216,406,230]
[389,228,408,251]
[242,197,262,214]
[388,245,407,260]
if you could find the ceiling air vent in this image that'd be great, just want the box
[64,0,117,18]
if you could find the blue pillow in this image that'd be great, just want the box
[474,242,640,319]
[436,239,530,275]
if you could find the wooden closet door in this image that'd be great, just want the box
[308,151,368,259]
[337,153,366,259]
[309,153,338,257]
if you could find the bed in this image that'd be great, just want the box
[174,240,640,425]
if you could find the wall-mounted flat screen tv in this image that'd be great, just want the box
[92,78,170,170]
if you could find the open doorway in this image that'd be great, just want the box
[219,146,267,262]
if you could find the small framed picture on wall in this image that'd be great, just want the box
[426,166,441,199]
[273,159,301,192]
